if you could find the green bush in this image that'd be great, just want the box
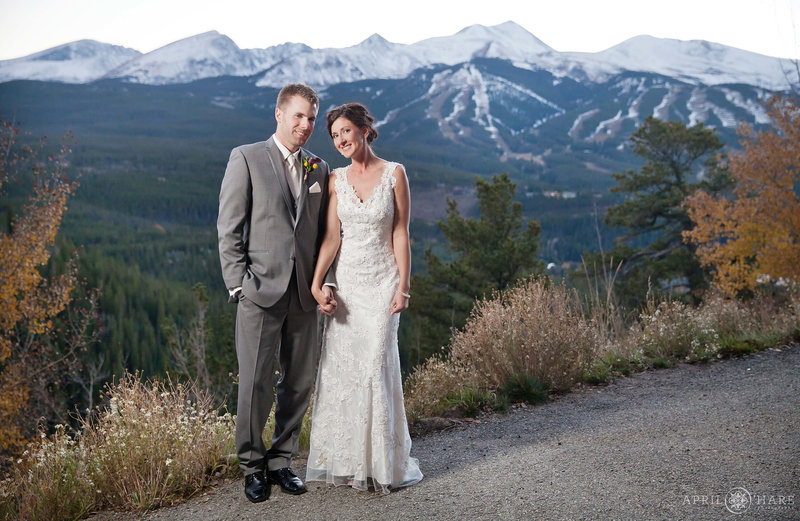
[500,374,548,405]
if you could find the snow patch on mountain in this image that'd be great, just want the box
[653,85,681,119]
[374,95,426,127]
[492,75,564,112]
[710,104,737,128]
[722,88,771,123]
[614,77,649,95]
[424,65,508,146]
[589,110,624,141]
[687,88,709,126]
[569,109,600,139]
[685,92,737,128]
[466,66,498,136]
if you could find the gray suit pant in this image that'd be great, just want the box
[235,274,318,475]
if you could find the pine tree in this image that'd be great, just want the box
[597,116,729,306]
[409,173,543,362]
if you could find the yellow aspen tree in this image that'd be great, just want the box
[684,96,800,295]
[0,121,79,454]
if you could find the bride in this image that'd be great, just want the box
[306,102,423,493]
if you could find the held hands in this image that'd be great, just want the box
[314,285,407,315]
[313,285,338,316]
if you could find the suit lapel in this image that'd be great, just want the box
[265,136,296,220]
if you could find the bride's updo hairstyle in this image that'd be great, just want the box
[326,103,379,143]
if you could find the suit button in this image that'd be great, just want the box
[289,255,295,261]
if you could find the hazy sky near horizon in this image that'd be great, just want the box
[0,0,798,61]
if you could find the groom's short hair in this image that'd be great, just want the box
[277,83,318,110]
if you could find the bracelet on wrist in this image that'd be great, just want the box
[397,290,410,298]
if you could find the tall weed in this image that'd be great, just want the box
[628,299,722,362]
[0,373,235,519]
[1,425,95,521]
[85,374,235,510]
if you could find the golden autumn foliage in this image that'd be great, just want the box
[684,96,800,295]
[0,121,79,456]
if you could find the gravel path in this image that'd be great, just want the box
[92,345,799,521]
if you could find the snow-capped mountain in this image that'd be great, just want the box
[412,21,554,63]
[104,31,311,85]
[554,36,793,89]
[253,21,554,88]
[0,22,794,90]
[0,40,140,83]
[253,33,414,89]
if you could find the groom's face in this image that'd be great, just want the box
[275,95,318,153]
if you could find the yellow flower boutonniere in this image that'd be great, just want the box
[302,156,321,181]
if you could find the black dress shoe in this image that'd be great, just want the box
[267,467,307,495]
[244,471,270,503]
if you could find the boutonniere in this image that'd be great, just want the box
[302,156,321,181]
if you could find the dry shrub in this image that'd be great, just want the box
[747,288,800,340]
[403,355,471,419]
[698,291,758,338]
[625,299,723,362]
[451,277,597,391]
[624,288,800,363]
[405,277,599,417]
[0,373,235,519]
[85,373,235,510]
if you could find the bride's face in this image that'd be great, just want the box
[330,117,368,158]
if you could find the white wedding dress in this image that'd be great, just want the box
[306,161,423,494]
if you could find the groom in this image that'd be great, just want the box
[217,83,336,503]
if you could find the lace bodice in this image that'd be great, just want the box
[333,162,399,290]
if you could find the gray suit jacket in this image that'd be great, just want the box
[217,136,331,311]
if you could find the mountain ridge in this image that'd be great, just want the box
[0,21,794,90]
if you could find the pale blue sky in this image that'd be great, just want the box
[0,0,798,60]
